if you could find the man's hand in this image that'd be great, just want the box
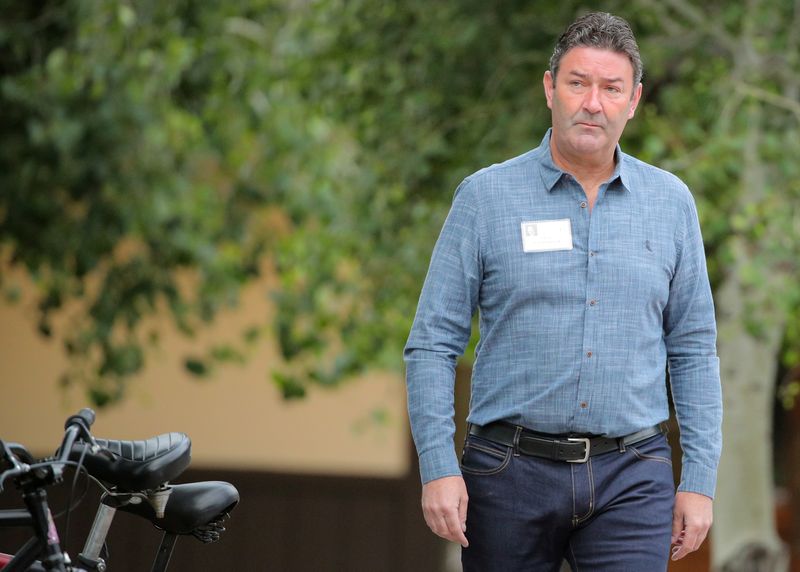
[671,491,713,561]
[421,475,469,547]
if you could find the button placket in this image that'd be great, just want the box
[574,185,597,421]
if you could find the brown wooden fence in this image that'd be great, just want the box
[1,457,445,572]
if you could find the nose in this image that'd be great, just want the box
[582,86,602,115]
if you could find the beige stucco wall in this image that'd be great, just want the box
[0,276,410,477]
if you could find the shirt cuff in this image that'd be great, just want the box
[418,445,462,484]
[677,461,717,499]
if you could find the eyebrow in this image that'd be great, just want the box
[567,70,625,84]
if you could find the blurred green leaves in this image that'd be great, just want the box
[0,0,290,403]
[1,0,798,406]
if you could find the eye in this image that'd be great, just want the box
[606,85,622,94]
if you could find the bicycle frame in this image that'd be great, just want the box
[0,411,96,572]
[0,486,74,571]
[2,413,237,572]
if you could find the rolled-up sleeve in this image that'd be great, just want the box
[404,178,482,484]
[663,191,723,498]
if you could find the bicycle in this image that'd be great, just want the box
[0,409,239,571]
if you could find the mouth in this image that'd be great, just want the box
[576,122,602,129]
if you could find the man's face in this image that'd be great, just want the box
[543,46,642,161]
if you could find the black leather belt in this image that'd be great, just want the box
[468,422,667,463]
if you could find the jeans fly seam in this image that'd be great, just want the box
[574,459,595,525]
[570,464,577,526]
[569,539,580,572]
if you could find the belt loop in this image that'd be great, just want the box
[617,437,626,453]
[512,425,522,457]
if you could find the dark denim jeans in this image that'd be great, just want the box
[460,431,675,572]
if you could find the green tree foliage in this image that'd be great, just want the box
[0,0,319,402]
[1,0,798,411]
[0,0,571,402]
[625,1,800,567]
[627,0,800,343]
[267,1,579,394]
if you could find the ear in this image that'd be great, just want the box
[627,82,643,119]
[543,70,555,110]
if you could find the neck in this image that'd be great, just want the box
[548,136,616,188]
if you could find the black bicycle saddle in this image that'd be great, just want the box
[119,480,240,542]
[70,433,191,491]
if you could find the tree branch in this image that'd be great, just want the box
[789,0,800,54]
[736,83,800,123]
[785,0,800,101]
[657,0,740,54]
[633,0,689,37]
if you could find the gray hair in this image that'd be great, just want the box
[549,12,643,86]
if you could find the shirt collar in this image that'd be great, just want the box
[537,128,632,193]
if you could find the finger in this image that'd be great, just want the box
[422,505,448,538]
[671,540,697,561]
[671,511,683,545]
[458,493,469,532]
[425,505,466,546]
[425,508,451,539]
[444,509,469,547]
[672,544,690,561]
[671,527,703,561]
[671,536,693,561]
[683,528,700,552]
[435,512,454,540]
[686,522,711,552]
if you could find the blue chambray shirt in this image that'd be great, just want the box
[404,130,722,498]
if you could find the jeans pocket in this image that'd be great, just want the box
[628,434,672,465]
[460,436,512,476]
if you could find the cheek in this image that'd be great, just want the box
[552,97,575,118]
[608,104,632,124]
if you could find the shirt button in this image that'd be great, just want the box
[580,402,588,409]
[586,351,593,358]
[580,201,587,208]
[589,299,597,306]
[589,251,596,257]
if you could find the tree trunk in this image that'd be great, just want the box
[712,274,788,571]
[711,103,789,571]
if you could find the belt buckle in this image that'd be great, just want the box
[566,437,590,463]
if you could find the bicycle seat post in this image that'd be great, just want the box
[77,494,118,571]
[150,532,178,572]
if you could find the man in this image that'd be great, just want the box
[404,12,722,572]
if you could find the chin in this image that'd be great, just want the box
[570,135,606,155]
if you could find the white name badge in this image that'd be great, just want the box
[520,219,573,252]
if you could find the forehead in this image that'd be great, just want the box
[559,46,634,83]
